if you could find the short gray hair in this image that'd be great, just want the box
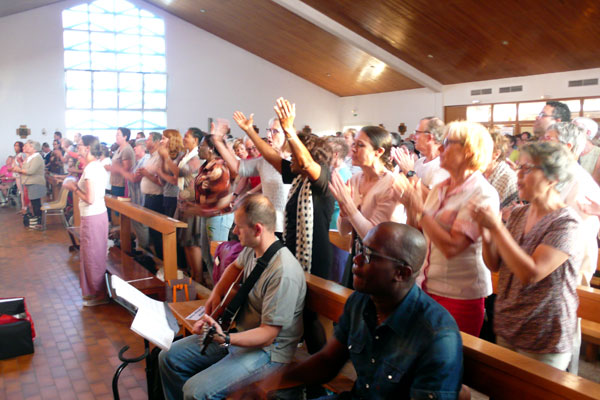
[148,131,162,143]
[135,139,147,149]
[573,117,599,140]
[521,141,574,193]
[547,122,586,157]
[421,117,445,143]
[26,140,41,152]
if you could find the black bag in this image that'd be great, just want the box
[0,298,35,360]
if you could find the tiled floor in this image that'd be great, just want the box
[0,207,148,400]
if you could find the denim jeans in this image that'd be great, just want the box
[158,335,284,400]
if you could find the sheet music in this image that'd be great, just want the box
[185,305,206,321]
[111,275,176,351]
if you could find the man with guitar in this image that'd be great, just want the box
[158,194,306,399]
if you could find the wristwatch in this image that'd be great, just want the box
[406,170,416,178]
[222,334,231,348]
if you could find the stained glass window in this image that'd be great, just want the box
[63,0,166,142]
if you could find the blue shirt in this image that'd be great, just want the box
[334,285,462,400]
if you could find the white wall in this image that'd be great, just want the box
[443,68,600,106]
[339,89,443,136]
[0,0,340,162]
[2,0,600,163]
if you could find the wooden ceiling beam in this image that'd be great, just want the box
[271,0,443,92]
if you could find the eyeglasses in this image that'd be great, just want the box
[515,163,542,175]
[537,112,554,119]
[442,138,464,148]
[245,145,257,151]
[414,130,430,135]
[355,241,413,272]
[266,128,280,135]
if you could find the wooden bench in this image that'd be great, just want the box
[104,195,187,281]
[169,268,600,398]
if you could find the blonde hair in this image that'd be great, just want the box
[163,129,183,160]
[445,121,493,172]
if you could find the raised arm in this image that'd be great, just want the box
[232,112,283,174]
[209,119,240,176]
[274,97,321,181]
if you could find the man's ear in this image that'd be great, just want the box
[254,223,263,238]
[394,266,412,282]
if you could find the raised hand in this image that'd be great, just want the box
[273,97,296,134]
[329,170,353,217]
[211,118,230,141]
[158,137,170,159]
[391,146,415,173]
[470,201,501,231]
[232,112,254,133]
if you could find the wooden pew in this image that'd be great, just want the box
[105,246,165,300]
[169,269,600,399]
[104,195,187,281]
[305,274,600,399]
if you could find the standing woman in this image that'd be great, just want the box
[329,126,406,287]
[163,128,203,280]
[158,129,184,218]
[395,121,498,336]
[471,142,582,370]
[12,141,46,229]
[13,141,27,213]
[180,133,234,285]
[62,136,109,306]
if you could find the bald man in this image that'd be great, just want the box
[248,222,463,400]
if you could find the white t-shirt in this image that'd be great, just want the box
[239,157,290,233]
[417,171,498,299]
[99,157,112,191]
[414,156,449,189]
[78,160,108,217]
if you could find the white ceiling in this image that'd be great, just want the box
[0,0,62,18]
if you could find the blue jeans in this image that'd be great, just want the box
[158,335,284,400]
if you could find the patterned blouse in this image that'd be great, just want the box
[494,205,583,353]
[487,161,518,208]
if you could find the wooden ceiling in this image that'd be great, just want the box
[143,0,600,96]
[3,0,600,96]
[301,0,600,85]
[143,0,423,96]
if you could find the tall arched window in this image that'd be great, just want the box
[62,0,167,143]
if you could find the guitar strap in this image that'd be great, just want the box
[219,240,285,330]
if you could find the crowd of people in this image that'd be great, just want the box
[8,98,600,398]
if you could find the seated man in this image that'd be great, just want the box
[158,193,306,400]
[246,222,463,399]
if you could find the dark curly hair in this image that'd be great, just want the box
[298,132,332,167]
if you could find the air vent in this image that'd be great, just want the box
[471,88,492,96]
[499,85,523,93]
[569,79,598,87]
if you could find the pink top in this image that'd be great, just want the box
[337,170,406,239]
[0,165,14,182]
[418,171,499,299]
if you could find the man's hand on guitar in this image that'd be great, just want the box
[193,314,226,342]
[204,293,222,317]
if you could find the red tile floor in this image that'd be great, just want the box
[0,207,149,400]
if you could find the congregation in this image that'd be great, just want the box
[6,97,600,399]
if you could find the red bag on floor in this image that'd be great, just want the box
[0,297,35,359]
[0,297,35,339]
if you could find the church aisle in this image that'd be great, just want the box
[0,207,148,400]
